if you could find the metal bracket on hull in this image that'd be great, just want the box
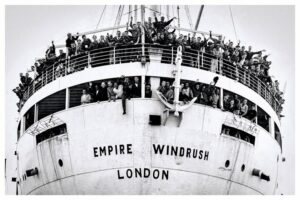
[158,91,197,127]
[25,115,65,136]
[163,109,183,127]
[252,168,270,182]
[162,109,183,127]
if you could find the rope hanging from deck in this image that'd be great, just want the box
[229,6,238,41]
[96,5,107,29]
[184,5,193,30]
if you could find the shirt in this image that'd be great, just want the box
[212,93,219,107]
[107,86,115,99]
[241,104,248,114]
[81,94,91,104]
[113,85,123,98]
[66,36,79,48]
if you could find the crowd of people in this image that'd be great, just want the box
[79,75,257,122]
[13,73,33,110]
[80,76,151,115]
[158,78,220,108]
[13,14,284,115]
[157,78,257,122]
[223,94,257,122]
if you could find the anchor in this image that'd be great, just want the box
[156,45,197,126]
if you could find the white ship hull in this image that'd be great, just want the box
[16,99,281,195]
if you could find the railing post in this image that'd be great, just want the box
[201,51,203,68]
[256,76,259,94]
[32,80,35,93]
[113,46,116,64]
[42,72,44,86]
[87,52,91,68]
[141,75,145,98]
[217,58,220,73]
[254,104,258,124]
[34,104,38,123]
[171,47,174,65]
[27,87,29,99]
[219,58,223,75]
[65,87,70,110]
[66,58,69,75]
[264,84,267,100]
[220,88,224,109]
[274,98,277,113]
[197,51,200,69]
[52,64,55,81]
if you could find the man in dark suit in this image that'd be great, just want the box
[153,15,176,34]
[87,82,96,102]
[94,82,108,102]
[94,84,101,102]
[66,33,79,57]
[99,82,108,101]
[131,76,141,98]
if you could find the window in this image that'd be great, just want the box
[145,76,152,98]
[17,121,21,140]
[69,83,87,108]
[192,81,220,108]
[223,89,255,120]
[221,124,255,145]
[158,78,221,108]
[257,106,270,132]
[69,76,142,108]
[38,90,66,120]
[274,123,282,151]
[36,124,67,144]
[24,106,35,130]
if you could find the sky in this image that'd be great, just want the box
[5,5,295,194]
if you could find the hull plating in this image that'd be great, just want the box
[17,99,281,195]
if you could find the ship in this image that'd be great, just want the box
[12,5,285,195]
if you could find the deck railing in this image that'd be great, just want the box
[21,44,282,114]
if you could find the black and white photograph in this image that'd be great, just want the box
[3,1,296,196]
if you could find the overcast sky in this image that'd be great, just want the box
[5,5,295,194]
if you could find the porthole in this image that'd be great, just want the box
[58,159,63,167]
[241,164,245,172]
[225,160,230,168]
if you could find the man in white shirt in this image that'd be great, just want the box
[27,65,37,80]
[81,89,91,104]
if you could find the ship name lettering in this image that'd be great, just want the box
[117,168,169,180]
[93,144,132,157]
[152,144,209,161]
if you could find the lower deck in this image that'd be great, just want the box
[16,99,282,194]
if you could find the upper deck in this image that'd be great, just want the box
[21,44,282,116]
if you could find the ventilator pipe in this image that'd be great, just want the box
[260,173,270,181]
[252,168,261,177]
[26,167,39,177]
[252,168,270,181]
